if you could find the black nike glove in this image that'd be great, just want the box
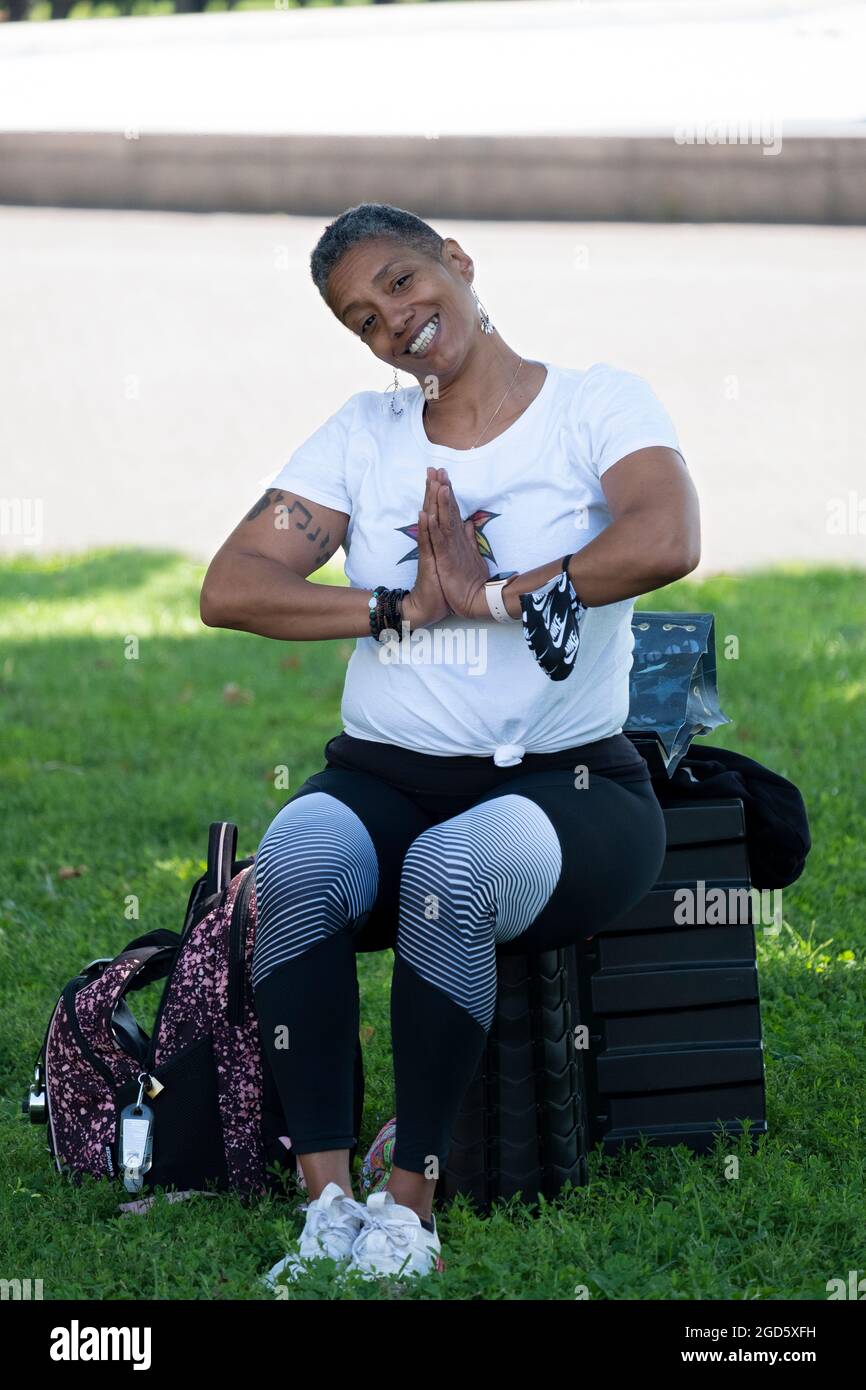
[519,554,585,682]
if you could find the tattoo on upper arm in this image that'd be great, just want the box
[246,490,342,564]
[245,489,285,522]
[280,499,312,532]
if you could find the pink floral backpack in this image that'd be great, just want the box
[23,822,364,1198]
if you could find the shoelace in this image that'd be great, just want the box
[355,1210,414,1254]
[305,1197,366,1245]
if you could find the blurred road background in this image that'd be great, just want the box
[3,207,863,571]
[1,0,864,572]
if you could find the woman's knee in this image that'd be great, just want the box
[251,792,379,981]
[397,823,462,941]
[502,780,668,954]
[256,791,377,893]
[395,821,499,1028]
[397,794,562,943]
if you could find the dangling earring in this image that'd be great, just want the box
[472,285,495,335]
[388,366,403,417]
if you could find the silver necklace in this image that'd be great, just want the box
[424,358,524,450]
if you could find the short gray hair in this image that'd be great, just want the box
[310,203,444,305]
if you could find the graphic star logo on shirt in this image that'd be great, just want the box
[396,510,500,565]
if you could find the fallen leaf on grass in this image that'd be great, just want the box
[223,683,253,705]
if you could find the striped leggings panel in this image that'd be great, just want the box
[250,789,562,1031]
[250,791,379,992]
[396,795,563,1030]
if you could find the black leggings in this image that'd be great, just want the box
[251,732,667,1177]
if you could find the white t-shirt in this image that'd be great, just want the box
[269,360,685,765]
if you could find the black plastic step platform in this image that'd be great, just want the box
[440,794,767,1212]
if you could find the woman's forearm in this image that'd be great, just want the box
[200,551,375,641]
[500,513,696,617]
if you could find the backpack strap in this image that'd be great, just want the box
[206,822,238,899]
[112,1000,149,1063]
[180,828,252,939]
[65,943,180,1075]
[122,928,182,960]
[112,943,178,995]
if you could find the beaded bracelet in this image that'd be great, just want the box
[368,586,411,641]
[383,587,405,635]
[368,586,389,640]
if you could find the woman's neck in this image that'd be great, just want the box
[420,343,546,449]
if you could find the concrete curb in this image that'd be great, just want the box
[1,131,865,223]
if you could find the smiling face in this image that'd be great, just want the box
[325,235,482,382]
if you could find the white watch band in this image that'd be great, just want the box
[484,579,519,623]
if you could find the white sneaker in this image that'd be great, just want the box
[349,1190,444,1279]
[264,1181,368,1288]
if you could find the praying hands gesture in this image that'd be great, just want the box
[402,468,493,628]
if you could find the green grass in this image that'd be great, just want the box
[1,549,864,1300]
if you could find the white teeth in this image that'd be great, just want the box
[408,315,438,354]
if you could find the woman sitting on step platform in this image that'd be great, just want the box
[200,201,701,1283]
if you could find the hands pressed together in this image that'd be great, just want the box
[401,468,496,628]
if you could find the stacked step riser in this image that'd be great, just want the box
[441,796,767,1210]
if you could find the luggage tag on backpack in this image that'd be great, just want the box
[119,1074,155,1193]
